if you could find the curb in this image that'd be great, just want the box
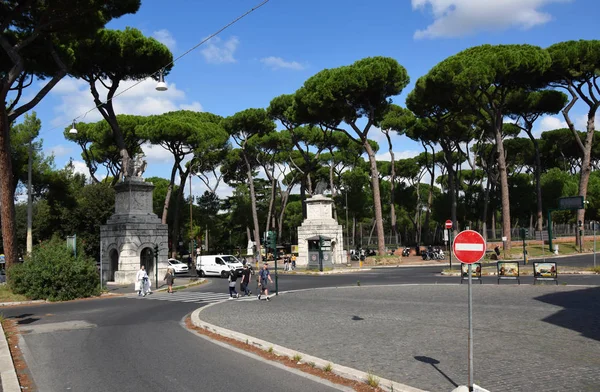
[0,322,20,392]
[0,300,45,307]
[278,268,372,275]
[191,303,425,392]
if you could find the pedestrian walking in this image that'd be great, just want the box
[291,254,296,270]
[257,262,273,301]
[228,268,240,299]
[136,265,149,297]
[240,264,252,296]
[164,268,175,294]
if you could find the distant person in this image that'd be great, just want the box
[136,265,149,297]
[228,268,240,299]
[291,254,296,270]
[257,263,273,301]
[164,268,175,294]
[240,264,252,296]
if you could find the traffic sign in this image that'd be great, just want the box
[445,220,453,229]
[453,230,486,264]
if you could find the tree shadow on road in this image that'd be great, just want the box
[414,355,458,388]
[534,286,600,341]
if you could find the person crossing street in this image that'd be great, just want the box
[240,264,252,296]
[257,262,273,301]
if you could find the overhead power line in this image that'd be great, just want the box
[49,0,271,133]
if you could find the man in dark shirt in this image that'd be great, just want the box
[240,264,252,296]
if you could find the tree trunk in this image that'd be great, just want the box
[385,132,398,247]
[364,141,386,255]
[367,220,376,246]
[265,175,277,234]
[533,139,544,232]
[329,163,338,220]
[246,226,252,246]
[170,173,189,258]
[0,109,17,268]
[300,178,307,219]
[482,172,491,241]
[162,163,179,224]
[443,145,457,233]
[244,153,262,262]
[576,110,597,246]
[277,190,290,239]
[424,145,435,244]
[494,120,512,248]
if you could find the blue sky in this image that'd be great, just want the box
[18,0,599,198]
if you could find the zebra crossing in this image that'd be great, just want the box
[129,290,257,304]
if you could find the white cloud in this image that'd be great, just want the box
[47,144,73,157]
[375,150,422,161]
[201,36,239,64]
[141,143,175,165]
[71,160,91,178]
[260,56,305,70]
[575,113,599,132]
[534,115,567,137]
[412,0,570,39]
[153,29,176,50]
[50,77,203,128]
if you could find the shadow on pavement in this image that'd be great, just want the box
[414,355,458,388]
[534,286,600,341]
[10,313,39,325]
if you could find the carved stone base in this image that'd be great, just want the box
[100,178,169,285]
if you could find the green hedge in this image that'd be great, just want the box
[9,237,100,301]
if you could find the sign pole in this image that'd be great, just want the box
[449,230,453,270]
[594,222,596,269]
[468,263,473,392]
[453,230,485,392]
[99,240,103,290]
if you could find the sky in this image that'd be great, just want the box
[15,0,600,199]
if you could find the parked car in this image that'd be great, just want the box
[167,258,189,274]
[195,255,244,278]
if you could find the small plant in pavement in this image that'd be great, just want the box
[366,372,380,388]
[308,361,316,368]
[267,346,274,353]
[293,353,302,362]
[323,363,333,372]
[357,280,361,286]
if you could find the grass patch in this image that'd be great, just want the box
[293,353,302,362]
[366,372,380,388]
[323,363,333,372]
[0,285,28,303]
[590,266,600,274]
[308,361,316,368]
[267,346,274,354]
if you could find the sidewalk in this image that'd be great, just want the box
[258,257,446,274]
[195,284,600,392]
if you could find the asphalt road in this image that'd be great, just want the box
[3,256,600,392]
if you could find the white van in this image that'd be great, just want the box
[196,255,244,278]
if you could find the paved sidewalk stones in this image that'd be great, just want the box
[199,284,600,392]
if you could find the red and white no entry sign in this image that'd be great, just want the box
[453,230,486,264]
[445,220,452,229]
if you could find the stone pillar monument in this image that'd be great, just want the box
[100,175,169,285]
[297,194,344,268]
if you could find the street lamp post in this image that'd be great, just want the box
[341,186,350,265]
[189,172,193,259]
[26,138,33,255]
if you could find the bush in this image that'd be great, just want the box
[9,237,100,301]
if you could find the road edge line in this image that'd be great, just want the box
[0,319,20,392]
[190,304,426,392]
